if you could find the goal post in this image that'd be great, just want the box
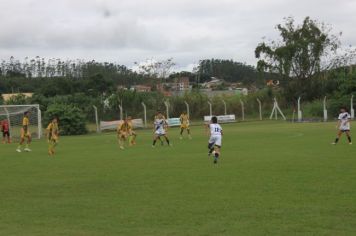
[0,104,42,139]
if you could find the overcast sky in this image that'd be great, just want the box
[0,0,355,71]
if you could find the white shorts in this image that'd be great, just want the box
[155,129,166,136]
[209,135,222,147]
[340,126,350,131]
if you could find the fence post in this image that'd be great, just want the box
[323,96,328,122]
[118,103,123,121]
[270,97,286,120]
[208,101,212,116]
[257,98,262,121]
[222,99,227,115]
[184,101,190,118]
[240,99,245,121]
[164,100,170,119]
[141,102,147,127]
[93,105,100,133]
[297,96,302,122]
[351,95,355,119]
[37,105,42,139]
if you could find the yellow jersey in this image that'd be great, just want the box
[23,117,29,126]
[21,116,31,138]
[47,122,59,140]
[180,114,189,125]
[117,122,132,133]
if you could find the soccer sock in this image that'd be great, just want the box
[187,129,190,135]
[165,137,170,145]
[152,140,157,146]
[208,143,214,153]
[347,136,352,143]
[334,138,339,143]
[214,152,220,162]
[180,129,183,135]
[51,142,56,153]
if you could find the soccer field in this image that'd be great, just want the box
[0,121,355,235]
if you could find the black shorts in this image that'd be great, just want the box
[2,131,10,137]
[341,130,350,133]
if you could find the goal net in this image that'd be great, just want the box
[0,105,42,139]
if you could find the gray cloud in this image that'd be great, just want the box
[0,0,355,70]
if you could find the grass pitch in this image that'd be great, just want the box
[0,121,355,235]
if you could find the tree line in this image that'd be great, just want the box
[0,16,355,135]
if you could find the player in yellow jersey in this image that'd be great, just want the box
[127,116,137,146]
[16,112,32,152]
[46,117,59,156]
[117,118,131,150]
[179,111,191,139]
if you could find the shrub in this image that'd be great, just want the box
[44,104,88,135]
[303,100,324,117]
[328,95,353,118]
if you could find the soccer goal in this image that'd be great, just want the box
[0,104,42,139]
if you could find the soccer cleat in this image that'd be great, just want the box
[331,142,336,145]
[16,148,22,153]
[120,146,124,150]
[151,145,155,148]
[24,148,32,152]
[179,136,183,140]
[349,142,352,145]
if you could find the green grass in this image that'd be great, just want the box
[1,121,355,236]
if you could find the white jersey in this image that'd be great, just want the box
[338,112,351,131]
[209,123,222,136]
[208,123,222,146]
[154,118,166,135]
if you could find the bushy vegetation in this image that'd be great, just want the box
[44,104,87,135]
[1,17,355,127]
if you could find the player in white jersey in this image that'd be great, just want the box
[152,111,171,147]
[206,116,223,164]
[332,107,352,145]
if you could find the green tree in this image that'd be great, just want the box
[255,17,341,80]
[44,104,87,135]
[255,17,356,102]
